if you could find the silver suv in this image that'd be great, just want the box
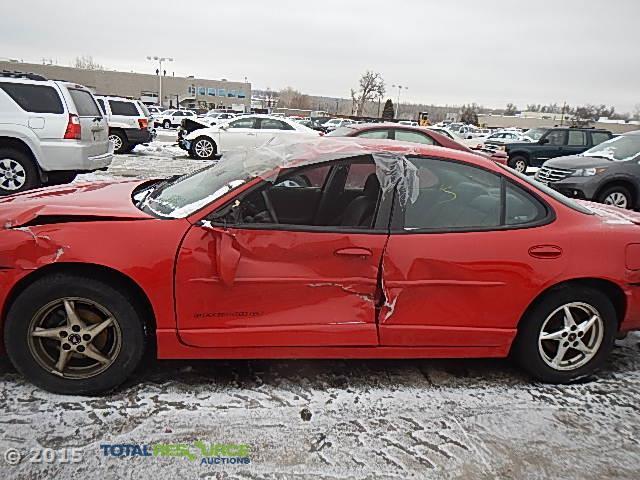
[95,95,152,154]
[0,71,112,194]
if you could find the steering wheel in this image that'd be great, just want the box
[261,190,279,223]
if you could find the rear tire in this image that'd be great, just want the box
[4,273,147,395]
[508,155,528,173]
[597,185,633,209]
[513,286,616,383]
[0,147,40,195]
[109,131,128,154]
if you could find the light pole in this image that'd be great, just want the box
[146,56,173,107]
[392,84,408,119]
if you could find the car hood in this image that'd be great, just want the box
[544,154,612,169]
[0,180,152,228]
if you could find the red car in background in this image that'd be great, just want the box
[326,122,509,165]
[1,138,639,394]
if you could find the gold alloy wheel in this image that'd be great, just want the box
[27,297,122,379]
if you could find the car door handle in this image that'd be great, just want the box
[334,247,372,258]
[528,245,562,259]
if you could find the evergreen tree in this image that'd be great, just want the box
[382,99,395,120]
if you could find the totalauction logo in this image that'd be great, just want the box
[99,442,251,466]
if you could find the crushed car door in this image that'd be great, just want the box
[379,156,565,351]
[174,157,392,348]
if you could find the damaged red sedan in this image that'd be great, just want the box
[2,138,640,394]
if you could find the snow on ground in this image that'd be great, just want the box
[2,144,640,479]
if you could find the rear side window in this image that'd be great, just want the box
[109,100,140,116]
[505,183,546,225]
[0,82,64,114]
[96,98,106,115]
[395,130,435,145]
[68,89,101,116]
[355,129,390,139]
[568,130,586,146]
[591,132,611,146]
[259,119,293,130]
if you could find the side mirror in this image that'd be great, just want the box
[539,138,549,145]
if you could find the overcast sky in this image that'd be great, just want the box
[2,0,639,112]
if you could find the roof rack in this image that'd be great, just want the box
[0,70,47,81]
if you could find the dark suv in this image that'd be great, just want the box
[534,130,640,209]
[505,127,612,173]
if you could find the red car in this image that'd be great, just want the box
[2,138,639,394]
[326,122,509,164]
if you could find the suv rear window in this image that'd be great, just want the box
[0,82,64,114]
[68,89,101,117]
[109,100,140,116]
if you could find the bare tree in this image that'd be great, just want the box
[351,71,385,116]
[73,55,104,70]
[278,87,312,110]
[504,103,518,116]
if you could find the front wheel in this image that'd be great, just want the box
[598,185,633,210]
[513,286,616,383]
[191,136,217,159]
[4,273,147,395]
[508,155,528,173]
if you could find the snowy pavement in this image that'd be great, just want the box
[1,143,640,479]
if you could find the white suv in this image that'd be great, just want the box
[0,72,112,194]
[95,96,152,154]
[152,109,197,129]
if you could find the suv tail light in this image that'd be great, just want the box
[138,118,148,129]
[63,114,81,140]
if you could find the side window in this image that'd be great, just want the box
[354,129,390,139]
[545,130,566,146]
[228,118,256,129]
[345,163,376,188]
[211,158,382,229]
[173,111,183,117]
[505,183,546,225]
[567,130,586,146]
[0,83,64,114]
[96,98,106,115]
[108,100,139,116]
[395,130,435,145]
[259,119,294,130]
[591,132,611,146]
[403,158,502,230]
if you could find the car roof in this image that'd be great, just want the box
[622,129,640,136]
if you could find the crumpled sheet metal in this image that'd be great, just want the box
[221,137,421,206]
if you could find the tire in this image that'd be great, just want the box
[109,131,128,154]
[597,185,633,210]
[0,147,40,195]
[512,286,616,383]
[163,120,171,129]
[191,136,217,159]
[47,171,77,186]
[4,273,147,395]
[508,155,528,173]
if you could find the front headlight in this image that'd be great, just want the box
[571,167,608,177]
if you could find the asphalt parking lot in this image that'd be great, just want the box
[1,144,639,479]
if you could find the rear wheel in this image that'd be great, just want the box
[191,136,217,159]
[0,147,40,194]
[513,286,616,383]
[508,155,528,173]
[4,273,146,395]
[598,185,633,209]
[109,131,128,154]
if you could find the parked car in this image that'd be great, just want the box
[535,130,640,209]
[179,114,320,159]
[505,127,613,173]
[95,96,152,154]
[322,118,355,131]
[153,109,197,129]
[2,137,639,394]
[484,130,524,148]
[200,111,236,125]
[398,120,419,127]
[0,71,112,194]
[327,123,508,165]
[146,106,164,115]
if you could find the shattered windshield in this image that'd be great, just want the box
[136,138,422,219]
[583,134,640,161]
